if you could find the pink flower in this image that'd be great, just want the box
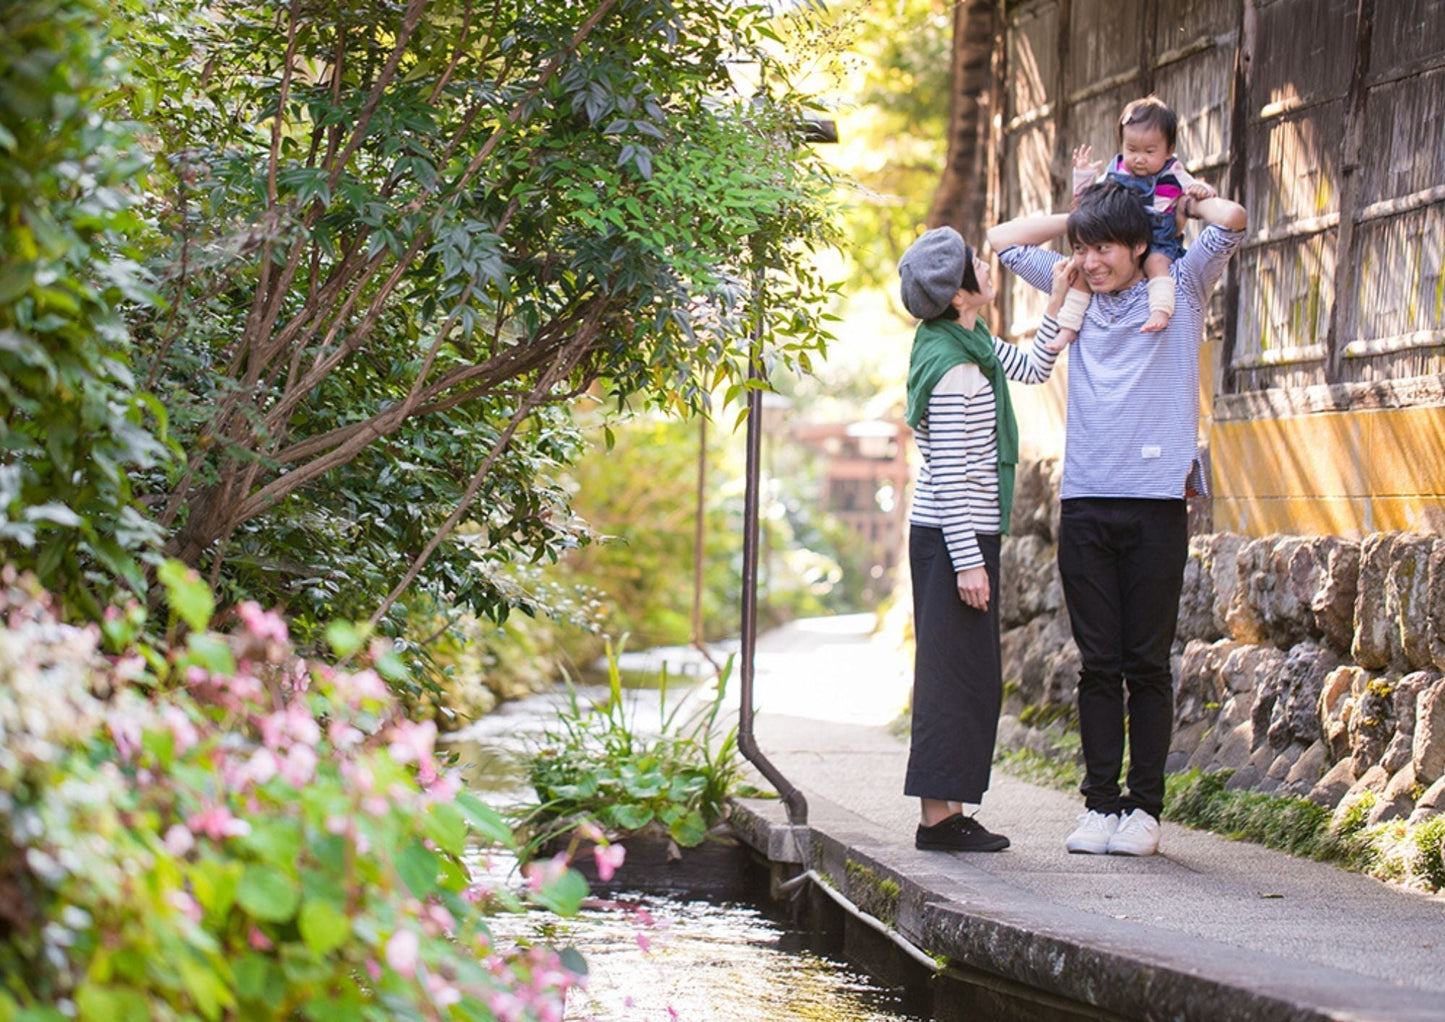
[387,719,438,785]
[333,667,388,707]
[248,926,274,951]
[163,824,195,856]
[423,772,461,802]
[279,745,318,787]
[108,710,142,761]
[593,842,626,883]
[187,804,251,841]
[168,890,202,924]
[240,748,279,787]
[423,902,455,935]
[327,719,364,749]
[385,928,420,978]
[365,958,382,981]
[237,601,289,644]
[425,973,462,1007]
[525,852,570,892]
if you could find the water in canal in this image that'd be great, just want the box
[446,674,927,1022]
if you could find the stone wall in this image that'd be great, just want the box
[996,459,1445,827]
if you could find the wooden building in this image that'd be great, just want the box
[953,0,1445,537]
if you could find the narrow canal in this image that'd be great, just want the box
[445,667,928,1022]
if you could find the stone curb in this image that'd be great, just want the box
[730,793,1445,1022]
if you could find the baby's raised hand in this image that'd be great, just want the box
[1187,182,1216,200]
[1072,144,1101,174]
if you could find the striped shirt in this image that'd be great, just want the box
[909,319,1062,572]
[997,225,1244,500]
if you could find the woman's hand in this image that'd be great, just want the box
[956,566,989,611]
[1046,254,1084,315]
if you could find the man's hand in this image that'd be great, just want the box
[956,566,989,611]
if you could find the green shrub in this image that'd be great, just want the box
[0,0,170,614]
[0,567,597,1019]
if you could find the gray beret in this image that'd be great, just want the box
[898,226,969,320]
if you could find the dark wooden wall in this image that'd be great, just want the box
[992,0,1445,409]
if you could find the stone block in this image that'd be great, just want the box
[1185,725,1220,772]
[1348,676,1398,775]
[1174,638,1230,727]
[1266,641,1340,749]
[1224,764,1261,791]
[1266,742,1304,781]
[1344,763,1391,803]
[1170,717,1211,763]
[1226,536,1278,644]
[1366,764,1417,825]
[1212,720,1254,771]
[1381,671,1436,774]
[1352,533,1397,669]
[1207,532,1247,639]
[1220,644,1287,696]
[1218,692,1253,730]
[1041,640,1081,710]
[1413,676,1445,784]
[1406,776,1445,825]
[1302,536,1360,656]
[1282,740,1327,796]
[1307,758,1356,808]
[1176,538,1216,644]
[1388,534,1436,670]
[1430,541,1445,671]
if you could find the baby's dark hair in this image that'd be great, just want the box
[1118,94,1177,151]
[936,242,980,321]
[1067,183,1151,263]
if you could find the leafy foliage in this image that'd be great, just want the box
[0,567,595,1019]
[516,644,745,855]
[0,0,171,615]
[119,0,840,635]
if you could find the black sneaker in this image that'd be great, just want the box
[915,814,1010,852]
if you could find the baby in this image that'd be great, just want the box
[1072,95,1216,331]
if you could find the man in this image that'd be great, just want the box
[986,182,1247,856]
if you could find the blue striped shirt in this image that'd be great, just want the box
[909,320,1062,571]
[997,225,1244,500]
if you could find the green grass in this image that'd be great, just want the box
[994,741,1445,893]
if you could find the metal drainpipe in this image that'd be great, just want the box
[735,314,808,827]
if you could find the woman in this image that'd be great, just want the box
[898,226,1078,851]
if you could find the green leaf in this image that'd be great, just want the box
[529,868,588,916]
[325,620,367,657]
[184,632,235,674]
[190,859,241,918]
[396,840,441,897]
[236,865,300,923]
[423,801,468,856]
[157,559,214,632]
[74,985,150,1022]
[233,954,286,1003]
[455,791,515,847]
[608,804,654,831]
[297,899,350,955]
[668,810,708,848]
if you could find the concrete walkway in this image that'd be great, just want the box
[728,614,1445,1022]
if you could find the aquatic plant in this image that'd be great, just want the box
[515,640,745,858]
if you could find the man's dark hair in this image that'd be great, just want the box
[936,241,980,321]
[1118,94,1177,151]
[1067,182,1151,265]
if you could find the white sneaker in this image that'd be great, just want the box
[1106,809,1161,856]
[1064,810,1119,854]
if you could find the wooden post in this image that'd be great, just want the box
[1220,0,1257,394]
[1325,0,1376,383]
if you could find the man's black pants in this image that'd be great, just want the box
[1057,498,1188,820]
